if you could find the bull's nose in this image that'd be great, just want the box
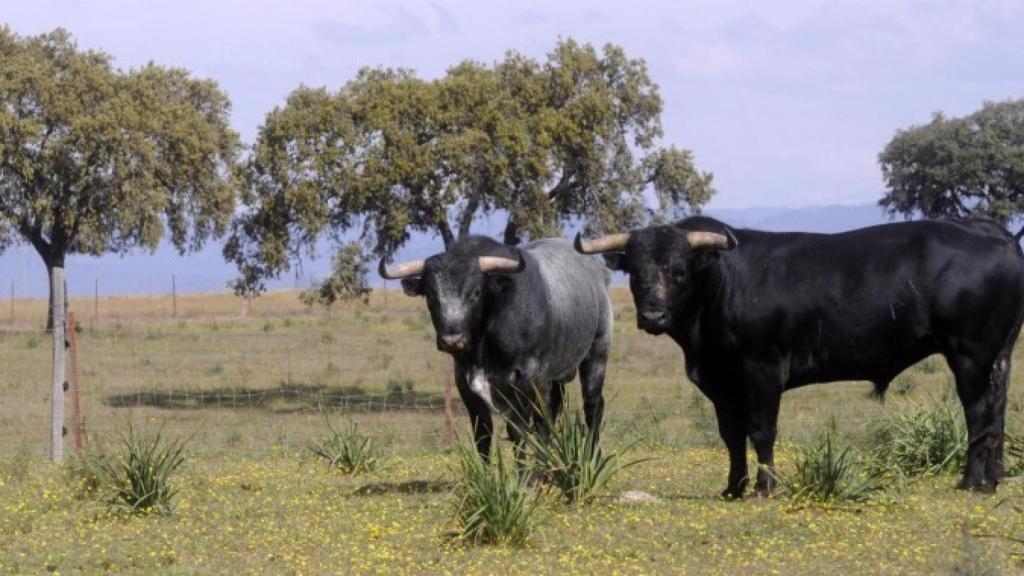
[439,333,466,351]
[641,310,666,324]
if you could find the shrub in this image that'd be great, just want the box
[774,429,882,503]
[308,420,383,474]
[69,426,189,515]
[517,406,644,506]
[872,395,968,477]
[452,441,538,546]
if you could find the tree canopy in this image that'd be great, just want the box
[879,99,1024,238]
[0,26,240,322]
[226,39,714,293]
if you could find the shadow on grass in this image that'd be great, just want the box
[103,382,445,414]
[354,479,454,496]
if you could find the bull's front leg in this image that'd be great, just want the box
[454,362,493,461]
[712,400,748,499]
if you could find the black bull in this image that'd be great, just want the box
[578,216,1024,496]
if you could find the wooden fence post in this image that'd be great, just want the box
[68,312,84,454]
[50,266,66,462]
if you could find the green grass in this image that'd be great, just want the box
[2,449,1024,574]
[308,419,384,474]
[773,426,883,503]
[66,425,190,515]
[518,406,643,506]
[452,441,539,546]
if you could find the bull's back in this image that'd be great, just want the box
[522,239,611,377]
[723,220,1024,385]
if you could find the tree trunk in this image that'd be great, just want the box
[439,221,455,250]
[50,263,66,462]
[1015,224,1024,241]
[503,218,521,246]
[43,255,66,332]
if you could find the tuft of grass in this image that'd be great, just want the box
[2,445,32,484]
[308,419,383,474]
[68,425,189,515]
[872,395,968,477]
[774,428,883,503]
[517,406,645,506]
[452,441,538,546]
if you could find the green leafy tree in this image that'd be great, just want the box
[226,39,714,293]
[299,242,371,307]
[879,99,1024,238]
[0,27,239,459]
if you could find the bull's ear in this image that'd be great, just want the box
[602,253,627,272]
[401,277,424,297]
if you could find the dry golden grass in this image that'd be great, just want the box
[1,287,1018,461]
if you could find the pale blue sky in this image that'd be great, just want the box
[7,0,1023,208]
[2,1,1023,296]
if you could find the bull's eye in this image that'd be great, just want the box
[471,287,482,300]
[673,271,686,283]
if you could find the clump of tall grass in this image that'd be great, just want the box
[774,428,883,503]
[452,441,539,546]
[516,407,644,506]
[872,395,968,477]
[67,425,189,515]
[308,419,383,474]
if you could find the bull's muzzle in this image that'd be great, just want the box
[438,333,467,353]
[638,308,669,333]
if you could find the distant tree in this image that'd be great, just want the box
[879,99,1024,238]
[0,27,239,459]
[299,242,371,307]
[226,39,714,293]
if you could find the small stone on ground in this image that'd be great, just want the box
[616,490,662,504]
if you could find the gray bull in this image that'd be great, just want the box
[380,236,612,458]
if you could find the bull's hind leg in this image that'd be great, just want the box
[947,351,1009,492]
[579,345,609,446]
[746,391,781,497]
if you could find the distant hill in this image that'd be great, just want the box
[0,203,895,298]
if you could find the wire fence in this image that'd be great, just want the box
[0,295,943,461]
[0,312,714,460]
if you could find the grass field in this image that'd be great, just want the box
[2,289,1024,574]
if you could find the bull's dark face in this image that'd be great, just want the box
[598,224,736,335]
[614,229,695,334]
[403,257,490,354]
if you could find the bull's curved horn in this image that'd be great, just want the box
[478,254,525,274]
[378,257,426,280]
[574,232,631,254]
[686,230,736,250]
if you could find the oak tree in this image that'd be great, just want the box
[879,99,1024,238]
[0,27,239,459]
[226,39,714,293]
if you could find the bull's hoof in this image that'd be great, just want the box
[752,486,775,498]
[956,477,997,494]
[719,487,744,500]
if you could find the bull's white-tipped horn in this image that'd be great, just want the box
[478,254,525,274]
[686,231,735,250]
[378,257,426,280]
[574,232,631,254]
